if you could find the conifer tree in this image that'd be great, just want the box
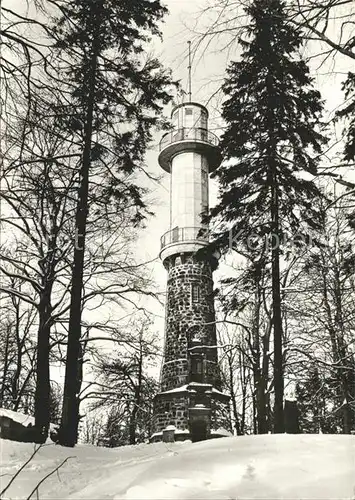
[337,72,355,162]
[209,0,328,432]
[296,367,341,434]
[49,0,173,447]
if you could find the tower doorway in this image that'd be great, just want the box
[190,419,207,442]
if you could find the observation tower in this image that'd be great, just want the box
[151,95,230,442]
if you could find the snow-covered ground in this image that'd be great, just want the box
[1,430,355,499]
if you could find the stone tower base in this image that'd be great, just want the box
[150,382,231,443]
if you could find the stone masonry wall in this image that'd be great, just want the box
[152,391,231,438]
[153,395,189,434]
[151,251,230,441]
[161,253,218,391]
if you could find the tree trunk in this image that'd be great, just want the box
[251,275,269,434]
[260,321,271,433]
[59,41,99,447]
[284,399,300,434]
[228,356,241,435]
[256,371,269,434]
[11,297,22,409]
[271,178,284,433]
[240,350,248,434]
[129,347,144,445]
[0,324,11,407]
[129,394,138,445]
[34,289,52,442]
[71,342,84,442]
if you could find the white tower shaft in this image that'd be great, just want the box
[170,152,209,230]
[158,102,220,262]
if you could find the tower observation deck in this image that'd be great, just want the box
[151,102,230,443]
[158,103,221,264]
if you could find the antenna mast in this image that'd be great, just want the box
[188,41,192,102]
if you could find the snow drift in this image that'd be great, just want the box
[1,431,355,499]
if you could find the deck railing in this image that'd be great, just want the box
[161,226,209,250]
[159,127,219,151]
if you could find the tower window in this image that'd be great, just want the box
[191,284,200,303]
[192,357,203,374]
[190,355,204,383]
